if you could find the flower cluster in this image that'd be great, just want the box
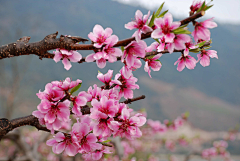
[33,69,146,160]
[202,140,233,161]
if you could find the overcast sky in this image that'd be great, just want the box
[113,0,240,24]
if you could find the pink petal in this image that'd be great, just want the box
[200,54,210,67]
[96,58,106,68]
[92,151,103,160]
[165,33,175,43]
[55,132,65,142]
[207,50,218,59]
[170,22,181,30]
[185,56,196,69]
[104,27,113,38]
[202,18,218,29]
[55,142,65,154]
[62,58,72,70]
[154,18,164,28]
[86,133,97,143]
[69,51,82,62]
[125,21,138,30]
[93,24,104,36]
[163,13,173,27]
[53,52,62,63]
[135,10,143,22]
[177,59,185,72]
[45,112,56,124]
[52,118,62,130]
[151,28,163,39]
[65,143,78,156]
[142,25,153,34]
[88,32,97,42]
[85,53,96,62]
[121,108,130,120]
[143,10,151,23]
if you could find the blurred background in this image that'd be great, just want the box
[0,0,239,159]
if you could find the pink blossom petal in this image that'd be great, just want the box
[55,142,65,154]
[154,18,164,28]
[53,52,62,63]
[88,32,97,42]
[171,22,181,30]
[86,53,96,62]
[135,10,143,22]
[92,151,103,160]
[55,132,65,142]
[125,21,138,30]
[165,33,175,43]
[62,58,72,70]
[176,59,185,72]
[142,25,152,34]
[143,10,151,23]
[69,51,82,62]
[104,27,113,38]
[45,112,56,124]
[164,13,173,26]
[96,58,106,68]
[52,118,62,130]
[185,56,196,69]
[86,133,97,143]
[93,24,104,36]
[200,54,210,67]
[151,28,163,39]
[65,144,78,156]
[207,50,218,59]
[202,18,218,28]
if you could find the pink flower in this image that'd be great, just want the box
[122,40,147,67]
[109,107,146,140]
[197,50,218,67]
[88,24,114,48]
[87,84,102,101]
[125,10,152,42]
[36,83,65,102]
[147,119,167,133]
[71,122,102,152]
[121,58,142,79]
[46,132,78,156]
[97,70,113,85]
[151,13,180,43]
[51,77,82,91]
[192,18,217,42]
[53,49,82,70]
[190,0,203,13]
[174,54,197,72]
[90,96,118,119]
[166,34,191,54]
[184,41,197,56]
[144,54,162,78]
[33,99,70,133]
[82,146,112,161]
[112,69,139,99]
[86,35,122,68]
[90,96,118,137]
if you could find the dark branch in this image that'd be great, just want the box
[0,11,204,60]
[0,95,146,139]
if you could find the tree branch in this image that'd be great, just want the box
[0,95,146,139]
[0,11,204,60]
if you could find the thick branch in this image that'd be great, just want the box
[0,33,88,59]
[0,11,204,60]
[0,95,145,139]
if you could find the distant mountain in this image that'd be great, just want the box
[0,0,239,130]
